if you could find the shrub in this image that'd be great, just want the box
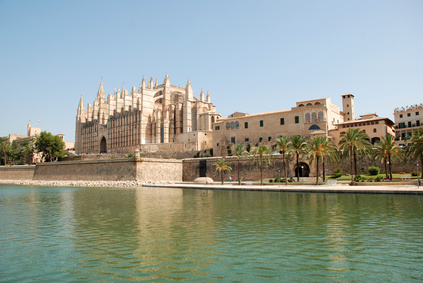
[333,167,343,174]
[354,175,362,182]
[375,176,384,182]
[281,178,286,183]
[368,166,380,175]
[411,171,418,176]
[334,172,342,178]
[368,177,374,182]
[288,177,294,182]
[126,153,134,158]
[274,177,281,183]
[269,179,273,183]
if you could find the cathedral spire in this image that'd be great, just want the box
[206,90,211,103]
[155,78,159,88]
[164,73,170,86]
[149,77,154,89]
[97,80,105,98]
[186,79,193,100]
[200,88,205,101]
[77,94,86,116]
[142,75,146,89]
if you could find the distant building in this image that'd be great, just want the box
[213,94,395,157]
[75,74,220,154]
[394,103,423,146]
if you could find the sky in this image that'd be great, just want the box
[1,0,422,142]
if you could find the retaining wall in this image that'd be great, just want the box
[0,165,36,180]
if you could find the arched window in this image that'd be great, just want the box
[231,121,234,129]
[309,124,320,130]
[318,111,323,120]
[226,122,230,129]
[235,121,239,129]
[312,112,317,121]
[306,103,312,106]
[298,104,304,107]
[305,113,310,122]
[314,102,321,105]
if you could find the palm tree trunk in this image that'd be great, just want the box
[316,156,319,185]
[353,149,357,176]
[389,155,392,180]
[384,159,388,179]
[421,153,423,178]
[260,161,263,186]
[283,152,288,186]
[322,157,326,182]
[350,148,354,184]
[221,171,224,185]
[237,159,241,185]
[296,154,300,182]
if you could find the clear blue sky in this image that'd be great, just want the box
[1,0,422,142]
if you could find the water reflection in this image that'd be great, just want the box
[0,185,422,281]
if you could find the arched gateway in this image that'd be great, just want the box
[100,136,107,154]
[295,162,310,177]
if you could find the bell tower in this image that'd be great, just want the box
[342,94,355,121]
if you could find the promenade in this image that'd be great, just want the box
[1,179,422,194]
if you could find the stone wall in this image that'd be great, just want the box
[183,155,420,182]
[31,158,182,182]
[0,165,35,180]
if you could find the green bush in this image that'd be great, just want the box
[288,177,294,182]
[334,172,342,178]
[333,167,343,174]
[354,175,362,182]
[126,153,134,158]
[368,177,374,182]
[368,166,380,175]
[411,171,418,176]
[274,177,281,183]
[375,176,384,182]
[269,179,273,183]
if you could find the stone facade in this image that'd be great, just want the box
[394,103,423,146]
[213,94,395,156]
[31,158,182,182]
[0,165,35,180]
[75,74,220,155]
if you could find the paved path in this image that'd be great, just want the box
[144,182,423,195]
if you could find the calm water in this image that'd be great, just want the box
[1,185,422,282]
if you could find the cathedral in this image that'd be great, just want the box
[75,74,220,154]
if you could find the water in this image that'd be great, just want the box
[1,185,422,282]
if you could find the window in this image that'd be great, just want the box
[400,114,403,118]
[268,136,272,141]
[245,122,248,129]
[408,121,412,127]
[318,111,323,120]
[407,113,411,117]
[259,137,263,142]
[231,121,234,129]
[309,124,320,130]
[215,126,220,130]
[417,120,421,126]
[312,112,317,121]
[373,128,377,133]
[347,104,349,107]
[280,118,284,125]
[226,122,230,129]
[416,112,420,116]
[375,121,379,124]
[305,113,310,122]
[245,138,249,142]
[295,116,299,123]
[260,120,264,127]
[217,143,219,146]
[231,137,236,144]
[235,121,239,129]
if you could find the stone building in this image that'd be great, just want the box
[394,103,423,146]
[213,97,345,157]
[75,74,220,155]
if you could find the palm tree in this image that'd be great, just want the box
[288,135,307,182]
[306,136,339,184]
[320,137,339,182]
[214,158,232,185]
[250,145,273,185]
[274,136,290,185]
[0,139,10,165]
[374,135,404,180]
[338,128,372,184]
[407,129,423,178]
[233,144,248,185]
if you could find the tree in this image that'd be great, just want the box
[35,131,66,162]
[305,136,339,184]
[18,140,35,165]
[214,158,232,185]
[288,135,307,182]
[319,137,339,182]
[250,145,273,185]
[233,144,248,185]
[338,128,372,184]
[374,135,404,180]
[407,129,423,178]
[274,136,290,185]
[0,137,10,165]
